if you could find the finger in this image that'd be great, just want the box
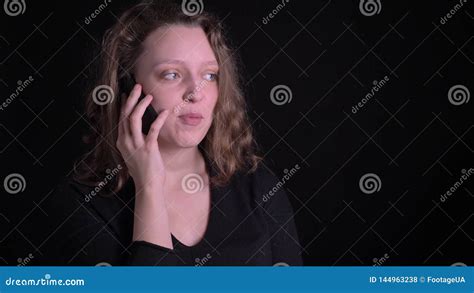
[129,94,153,147]
[120,84,142,119]
[119,85,141,137]
[146,109,170,145]
[118,93,130,138]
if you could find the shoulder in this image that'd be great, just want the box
[43,176,133,264]
[237,161,301,213]
[46,176,93,215]
[47,175,108,211]
[45,175,130,229]
[51,175,95,201]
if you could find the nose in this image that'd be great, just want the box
[183,77,205,103]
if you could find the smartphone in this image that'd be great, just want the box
[119,74,159,135]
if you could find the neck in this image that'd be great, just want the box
[159,141,204,176]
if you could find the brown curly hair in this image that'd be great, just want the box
[73,0,262,193]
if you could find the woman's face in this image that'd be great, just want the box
[134,25,219,148]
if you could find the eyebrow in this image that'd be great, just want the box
[152,59,218,68]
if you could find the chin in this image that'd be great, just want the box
[172,139,196,148]
[171,133,207,148]
[160,123,210,148]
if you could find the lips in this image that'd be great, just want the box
[178,113,203,126]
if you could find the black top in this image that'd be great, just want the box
[45,157,303,266]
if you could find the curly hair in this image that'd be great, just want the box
[73,0,262,193]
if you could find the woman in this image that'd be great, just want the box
[47,0,303,266]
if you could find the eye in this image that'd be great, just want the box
[203,72,218,81]
[162,72,179,80]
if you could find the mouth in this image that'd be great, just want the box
[178,113,203,126]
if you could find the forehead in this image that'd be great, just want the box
[140,25,217,65]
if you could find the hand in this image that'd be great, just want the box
[116,84,170,191]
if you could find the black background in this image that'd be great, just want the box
[1,0,473,266]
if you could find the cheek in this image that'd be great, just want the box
[149,89,179,111]
[206,87,219,109]
[159,114,178,138]
[150,84,218,117]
